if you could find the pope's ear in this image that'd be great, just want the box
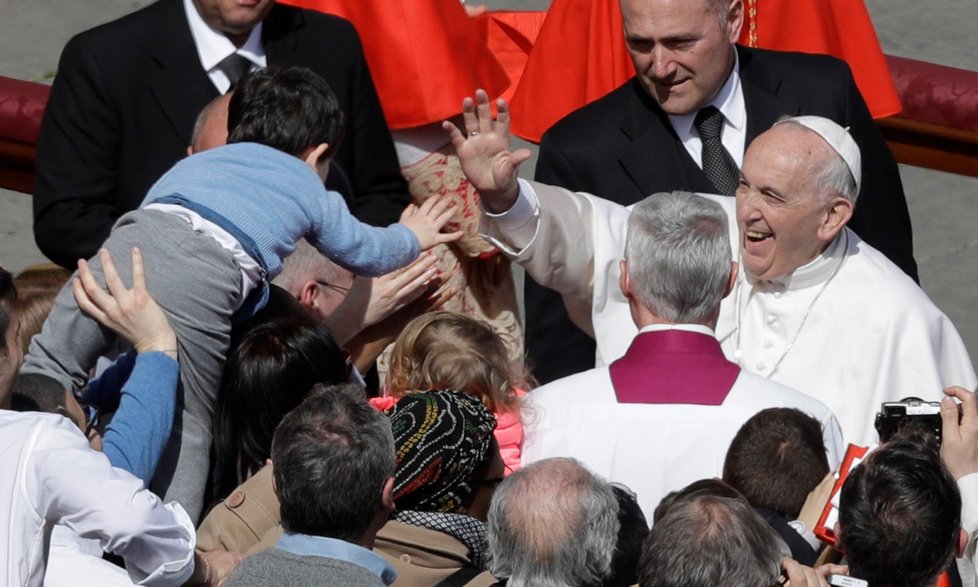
[818,196,853,242]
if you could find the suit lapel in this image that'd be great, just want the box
[264,4,302,66]
[618,80,712,195]
[148,0,219,146]
[738,46,803,142]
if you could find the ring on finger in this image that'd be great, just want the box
[468,131,479,137]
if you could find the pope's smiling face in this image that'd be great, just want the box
[736,124,845,281]
[621,0,743,115]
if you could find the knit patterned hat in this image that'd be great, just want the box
[387,390,497,513]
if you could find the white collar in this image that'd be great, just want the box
[182,0,265,73]
[747,229,851,291]
[639,323,716,337]
[667,49,745,141]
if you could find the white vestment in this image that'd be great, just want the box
[521,358,844,520]
[482,180,977,445]
[0,410,195,587]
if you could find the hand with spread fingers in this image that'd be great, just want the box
[399,193,464,250]
[73,247,177,358]
[941,385,978,480]
[443,89,533,213]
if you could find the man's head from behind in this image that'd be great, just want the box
[723,407,830,519]
[622,191,734,327]
[839,440,962,587]
[271,383,396,545]
[0,267,21,407]
[620,0,743,114]
[228,65,345,171]
[487,457,620,586]
[639,494,787,587]
[736,115,859,281]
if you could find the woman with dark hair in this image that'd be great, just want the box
[209,314,349,504]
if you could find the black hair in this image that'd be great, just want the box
[227,65,345,160]
[839,440,961,587]
[10,373,69,414]
[723,407,830,518]
[603,485,650,587]
[210,314,349,502]
[273,383,395,540]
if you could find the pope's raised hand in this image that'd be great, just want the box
[443,89,532,214]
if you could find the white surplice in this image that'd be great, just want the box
[482,180,976,446]
[521,353,844,520]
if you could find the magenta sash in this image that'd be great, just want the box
[609,330,740,405]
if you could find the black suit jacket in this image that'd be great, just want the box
[529,46,916,383]
[34,0,409,267]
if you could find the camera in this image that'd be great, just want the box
[874,397,944,444]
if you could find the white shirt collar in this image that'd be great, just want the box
[182,0,265,75]
[667,49,746,144]
[638,323,717,337]
[748,229,851,291]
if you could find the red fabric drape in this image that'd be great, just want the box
[278,0,510,129]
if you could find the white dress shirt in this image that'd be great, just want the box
[1,410,195,587]
[182,0,267,94]
[667,51,748,169]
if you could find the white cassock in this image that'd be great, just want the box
[520,325,844,520]
[482,179,977,445]
[0,410,195,587]
[716,227,977,444]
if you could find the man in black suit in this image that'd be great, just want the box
[34,0,409,269]
[527,0,916,383]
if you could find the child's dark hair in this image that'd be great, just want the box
[227,65,345,160]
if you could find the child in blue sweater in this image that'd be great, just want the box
[21,66,460,519]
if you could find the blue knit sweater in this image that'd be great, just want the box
[142,142,419,279]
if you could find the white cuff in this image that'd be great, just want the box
[479,178,541,255]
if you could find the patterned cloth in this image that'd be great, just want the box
[387,390,497,513]
[391,509,490,570]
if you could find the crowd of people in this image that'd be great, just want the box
[2,0,977,586]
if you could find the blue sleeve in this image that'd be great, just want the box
[309,189,421,277]
[100,352,180,484]
[82,349,139,409]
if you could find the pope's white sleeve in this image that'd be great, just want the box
[25,418,195,586]
[479,178,542,254]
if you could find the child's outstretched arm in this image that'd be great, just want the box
[398,194,464,251]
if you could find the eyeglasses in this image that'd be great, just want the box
[316,279,352,296]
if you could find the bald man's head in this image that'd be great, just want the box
[189,93,232,154]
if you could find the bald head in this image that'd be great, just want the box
[487,458,620,585]
[189,93,232,154]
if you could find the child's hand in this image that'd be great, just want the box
[399,195,464,251]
